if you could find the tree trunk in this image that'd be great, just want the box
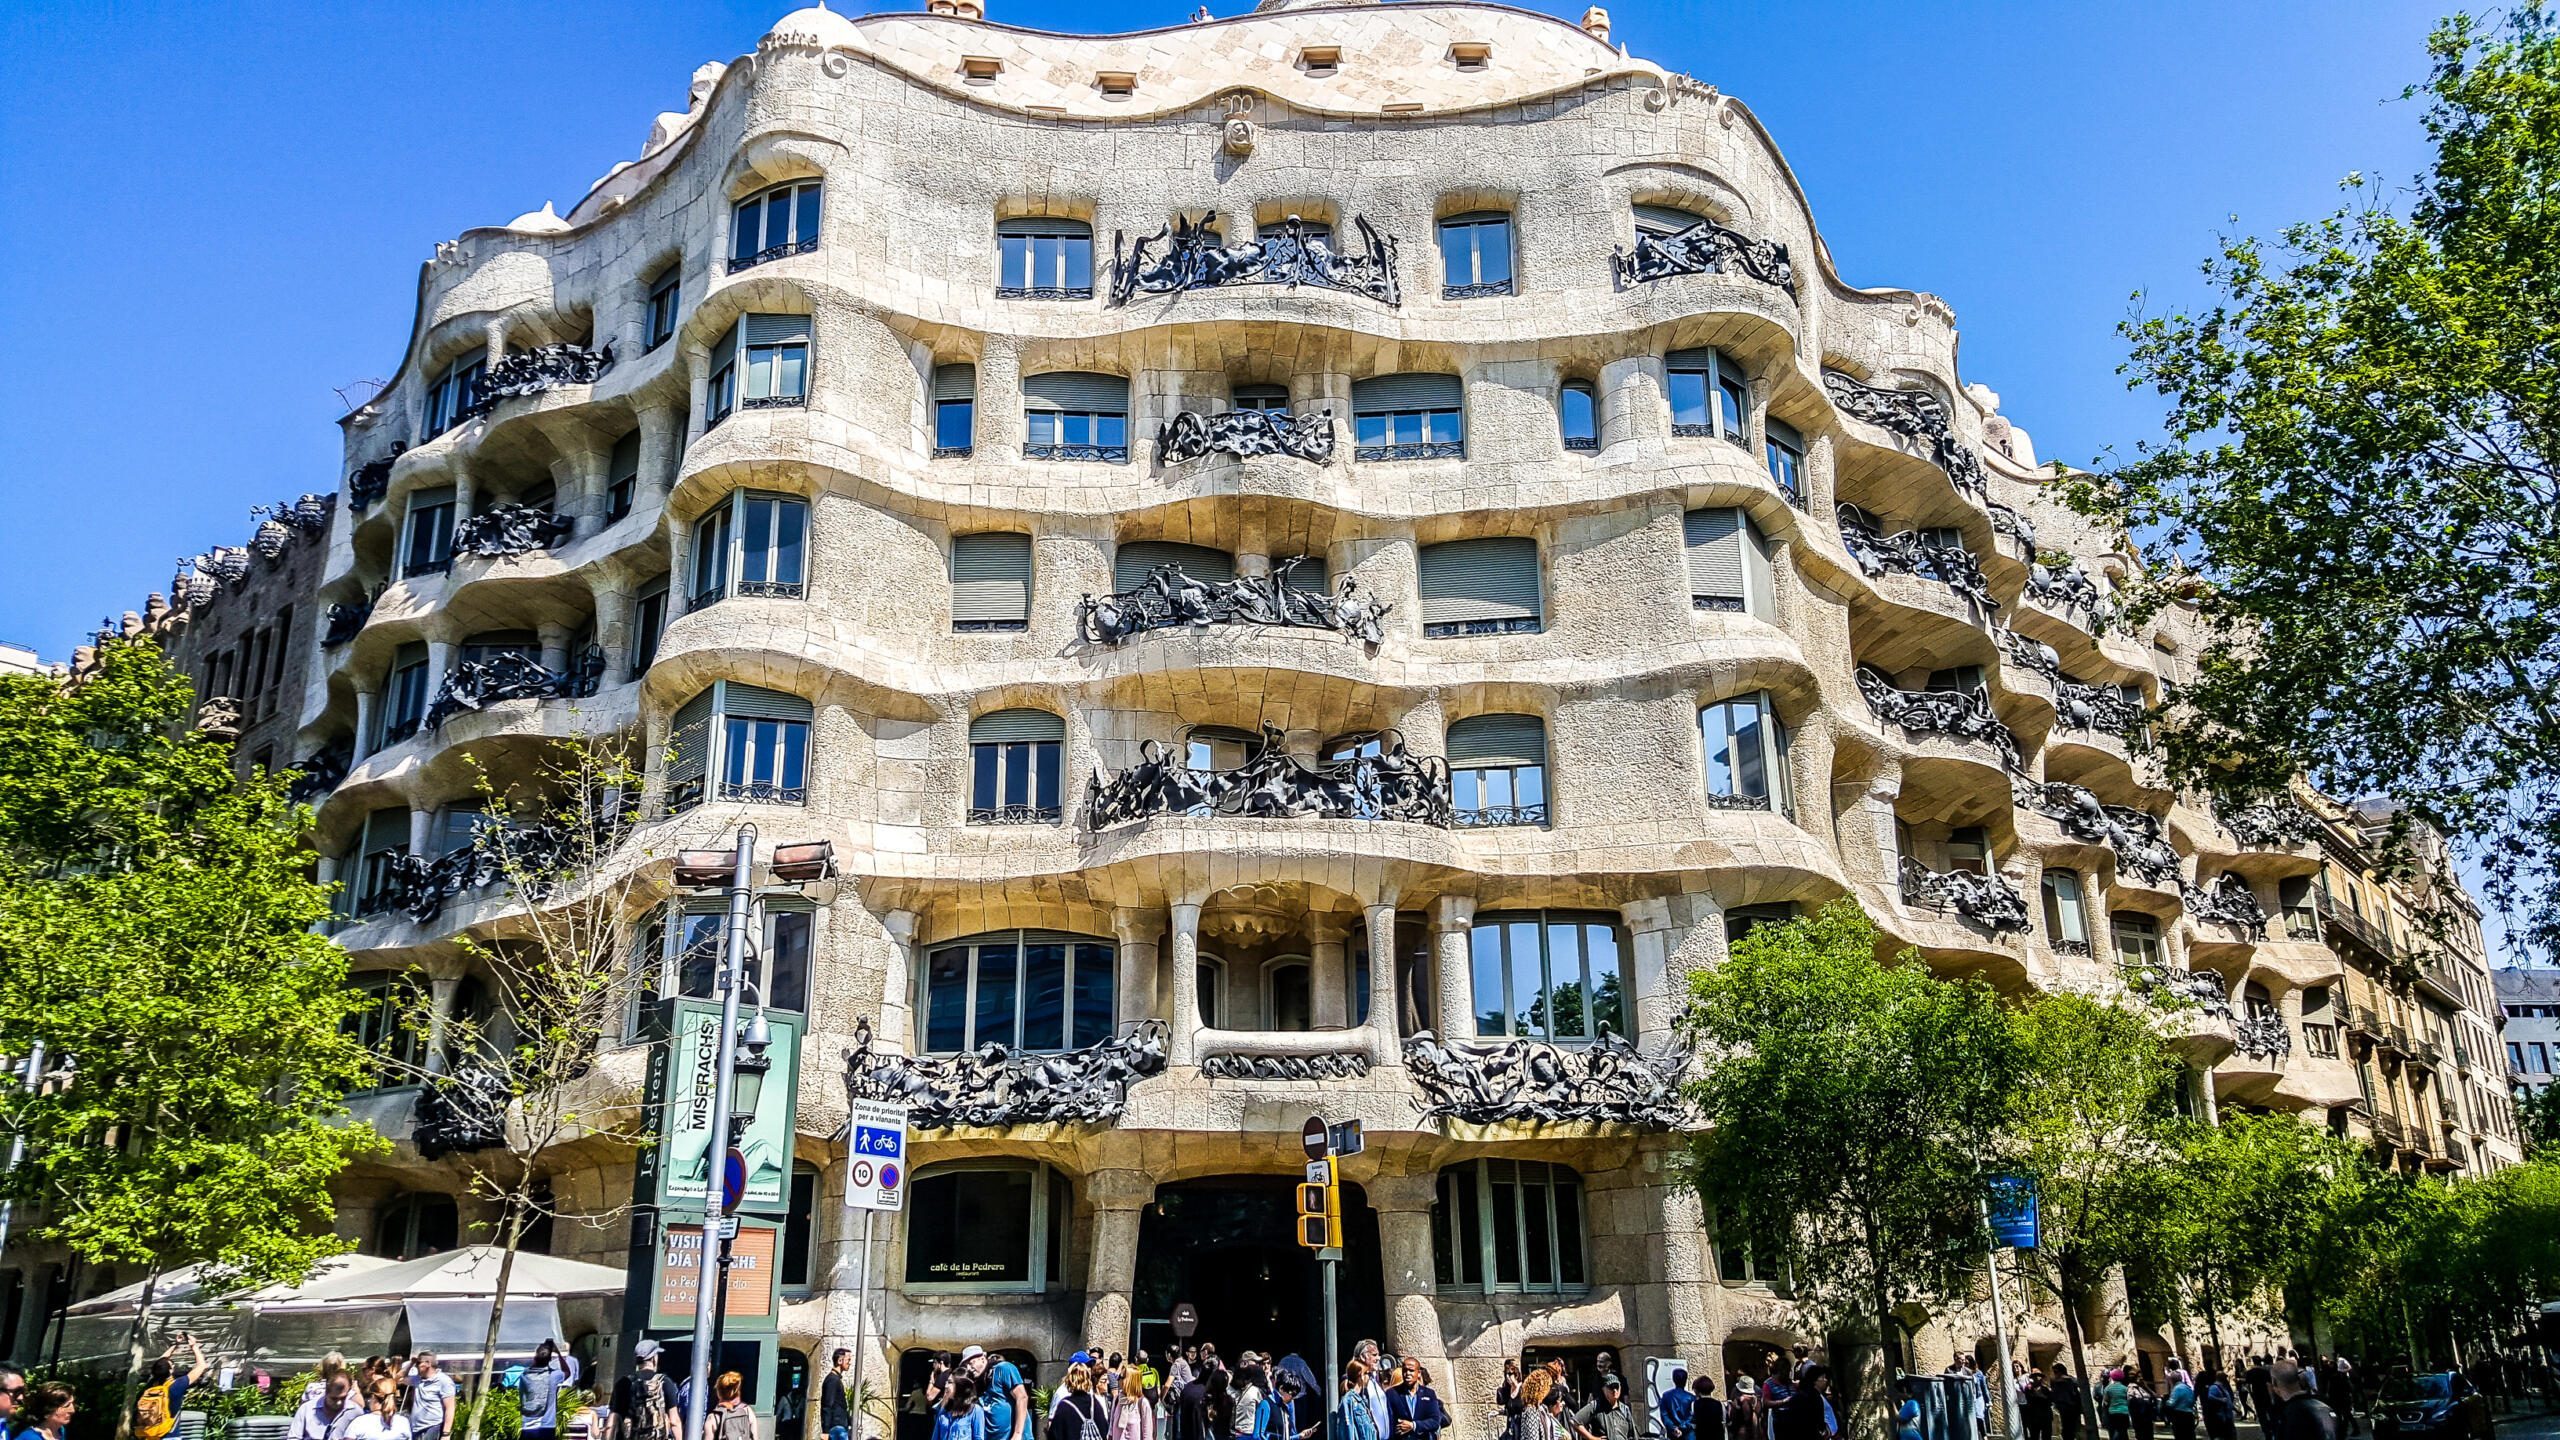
[116,1265,165,1440]
[2060,1262,2101,1440]
[465,1194,529,1440]
[2199,1275,2224,1375]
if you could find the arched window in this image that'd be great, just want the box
[366,1193,459,1260]
[1559,382,1598,452]
[1022,372,1130,463]
[968,709,1064,824]
[1266,958,1313,1032]
[1468,911,1626,1041]
[1699,692,1791,815]
[690,491,809,605]
[920,929,1115,1053]
[1438,211,1514,299]
[1667,347,1748,445]
[1430,1160,1585,1294]
[1352,374,1464,461]
[666,682,813,812]
[905,1160,1069,1291]
[1448,714,1547,828]
[997,217,1095,300]
[731,180,822,271]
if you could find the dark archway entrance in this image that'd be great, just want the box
[1133,1176,1384,1368]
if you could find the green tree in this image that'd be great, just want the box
[2516,1083,2560,1159]
[2159,1111,2362,1360]
[0,639,384,1391]
[2008,996,2184,1422]
[2083,5,2560,952]
[1678,901,2026,1413]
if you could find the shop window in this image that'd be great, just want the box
[1430,1160,1586,1295]
[904,1161,1069,1291]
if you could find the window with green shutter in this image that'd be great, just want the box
[1418,537,1541,637]
[1113,541,1234,595]
[1448,713,1548,828]
[1683,507,1774,619]
[951,532,1033,631]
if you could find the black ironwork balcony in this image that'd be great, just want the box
[1836,506,1996,612]
[1024,442,1130,464]
[734,578,807,600]
[969,802,1062,825]
[2052,677,2144,737]
[413,1061,508,1157]
[1986,500,2037,554]
[348,449,403,511]
[453,504,574,560]
[475,342,615,408]
[741,392,808,413]
[931,444,974,459]
[286,746,351,804]
[2125,961,2233,1018]
[1075,558,1388,646]
[1995,623,2061,685]
[1897,856,2031,934]
[423,647,605,731]
[2012,778,2181,887]
[1442,279,1514,300]
[2315,886,2397,959]
[997,284,1095,301]
[1563,436,1599,453]
[2183,873,2270,938]
[1706,789,1776,813]
[2054,938,2092,958]
[2025,558,2118,631]
[1355,439,1464,462]
[1456,802,1548,829]
[382,715,424,746]
[1822,369,1988,500]
[400,553,453,580]
[2234,1012,2293,1061]
[1422,615,1537,638]
[728,238,819,273]
[1693,595,1746,614]
[1110,213,1401,307]
[718,779,807,806]
[1857,667,2023,772]
[953,618,1027,634]
[1404,1030,1687,1128]
[322,596,374,647]
[845,1015,1168,1130]
[1157,407,1336,465]
[1612,214,1796,293]
[1087,723,1453,830]
[2371,1111,2406,1146]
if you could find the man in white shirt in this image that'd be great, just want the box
[1353,1341,1389,1440]
[290,1374,361,1440]
[404,1354,456,1440]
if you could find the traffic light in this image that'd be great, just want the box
[1296,1163,1341,1250]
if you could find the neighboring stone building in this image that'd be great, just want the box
[2502,967,2560,1096]
[1,0,2525,1414]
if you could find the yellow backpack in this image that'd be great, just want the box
[134,1381,178,1440]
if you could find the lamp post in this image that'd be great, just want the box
[706,1014,773,1366]
[684,824,759,1440]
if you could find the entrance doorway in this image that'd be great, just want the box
[1133,1176,1384,1368]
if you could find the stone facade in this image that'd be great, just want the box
[15,0,2523,1416]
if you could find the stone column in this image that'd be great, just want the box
[1644,1166,1723,1395]
[592,568,635,669]
[408,807,436,857]
[1428,896,1476,1042]
[1366,1174,1449,1381]
[881,910,920,1052]
[1311,915,1351,1030]
[538,621,573,675]
[1622,896,1680,1042]
[450,461,478,521]
[426,640,456,695]
[422,974,464,1076]
[1168,901,1203,1066]
[1081,1169,1158,1357]
[560,446,610,533]
[668,519,696,616]
[822,1181,901,1439]
[1364,900,1399,1063]
[1600,355,1664,450]
[640,405,683,496]
[1114,909,1164,1036]
[353,688,380,759]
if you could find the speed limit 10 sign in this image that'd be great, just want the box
[844,1098,909,1212]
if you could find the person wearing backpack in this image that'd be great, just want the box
[1054,1364,1113,1440]
[612,1342,681,1440]
[136,1333,213,1440]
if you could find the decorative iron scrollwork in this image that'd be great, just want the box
[1024,442,1130,464]
[2052,677,2144,737]
[1611,214,1795,292]
[287,745,350,804]
[1075,558,1389,646]
[1111,213,1401,307]
[2012,778,2181,887]
[1157,407,1336,465]
[322,595,374,647]
[1837,506,1996,612]
[2184,873,2269,938]
[453,504,575,559]
[1200,1052,1373,1081]
[1821,370,1988,500]
[2127,962,2234,1020]
[1402,1029,1687,1128]
[2024,558,2116,631]
[471,342,615,413]
[1994,623,2061,685]
[2232,1012,2293,1060]
[349,449,404,511]
[843,1016,1169,1130]
[413,1061,510,1157]
[1899,856,2032,934]
[1856,666,2022,772]
[424,647,605,731]
[2222,802,2318,849]
[1086,723,1452,830]
[1986,501,2037,553]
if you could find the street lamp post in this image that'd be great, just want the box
[685,824,759,1440]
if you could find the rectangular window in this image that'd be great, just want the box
[1700,692,1789,815]
[1765,417,1806,506]
[970,738,1062,822]
[1448,713,1548,829]
[1417,536,1541,637]
[997,219,1096,299]
[1352,374,1465,461]
[381,644,431,746]
[607,430,642,524]
[1667,348,1749,446]
[1438,212,1514,298]
[1559,383,1598,452]
[2042,870,2089,950]
[918,931,1116,1053]
[646,267,682,350]
[1022,371,1130,462]
[402,488,457,578]
[654,900,813,1013]
[1468,911,1626,1041]
[695,491,810,603]
[2114,913,2164,967]
[422,355,487,439]
[730,182,822,271]
[1430,1160,1586,1296]
[933,363,978,457]
[1683,507,1774,618]
[629,579,668,679]
[742,314,811,410]
[951,531,1033,631]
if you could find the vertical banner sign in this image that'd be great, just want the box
[657,999,802,1211]
[653,1219,781,1330]
[843,1098,910,1211]
[1987,1175,2039,1250]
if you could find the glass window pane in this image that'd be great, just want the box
[775,501,806,584]
[1001,236,1028,290]
[1033,742,1062,811]
[1560,386,1595,440]
[742,499,774,583]
[1669,371,1708,428]
[1718,377,1748,437]
[1071,943,1115,1049]
[1479,223,1512,285]
[1442,226,1473,287]
[1065,237,1093,289]
[1507,918,1542,1038]
[1454,769,1482,812]
[1586,925,1624,1037]
[1518,765,1547,810]
[1002,742,1031,807]
[1098,414,1126,448]
[925,947,970,1052]
[938,400,975,449]
[777,346,806,397]
[1027,410,1056,447]
[1396,412,1424,446]
[1546,921,1587,1040]
[1428,410,1462,445]
[971,744,999,811]
[1431,1172,1456,1287]
[1035,236,1063,288]
[1470,925,1508,1037]
[1022,942,1067,1051]
[767,910,812,1012]
[795,185,821,245]
[1553,1177,1585,1286]
[974,941,1019,1049]
[780,721,807,791]
[732,201,758,262]
[723,717,752,787]
[678,913,724,999]
[1456,1167,1484,1285]
[1356,414,1388,448]
[1522,1169,1555,1285]
[1489,1169,1522,1286]
[1733,700,1768,797]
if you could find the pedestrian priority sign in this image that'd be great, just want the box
[844,1097,909,1212]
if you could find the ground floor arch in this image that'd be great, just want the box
[1132,1174,1385,1367]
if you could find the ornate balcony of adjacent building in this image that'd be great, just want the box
[452,504,575,561]
[1086,726,1452,830]
[1156,407,1337,466]
[2346,1004,2385,1045]
[1613,213,1796,295]
[1074,559,1388,647]
[2316,886,2397,964]
[2414,955,2465,1008]
[422,648,606,732]
[1109,214,1403,308]
[2403,1034,2444,1075]
[2370,1111,2404,1148]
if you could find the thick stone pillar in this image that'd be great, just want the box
[408,806,435,857]
[1114,908,1163,1035]
[1366,1174,1449,1381]
[881,910,920,1052]
[426,640,455,697]
[422,974,463,1076]
[592,568,635,667]
[639,405,683,496]
[538,621,573,675]
[1622,896,1680,1041]
[822,1174,899,1440]
[1311,915,1351,1029]
[353,688,379,759]
[1364,900,1399,1063]
[667,519,695,616]
[1428,896,1476,1042]
[1081,1170,1158,1357]
[1168,902,1203,1066]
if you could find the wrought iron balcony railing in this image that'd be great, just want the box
[1836,506,1996,612]
[474,342,615,408]
[2183,873,2270,938]
[718,779,808,806]
[969,802,1062,825]
[1074,558,1388,646]
[286,745,351,804]
[1456,803,1548,829]
[1897,857,2031,934]
[1024,442,1130,464]
[1822,369,1988,500]
[1110,213,1401,307]
[741,392,807,412]
[932,444,974,459]
[1354,439,1465,463]
[1087,724,1453,830]
[2012,778,2182,887]
[348,449,403,511]
[321,597,374,647]
[452,504,575,560]
[1405,1031,1687,1128]
[2233,1012,2293,1061]
[733,578,808,600]
[996,284,1094,302]
[1857,667,2023,772]
[1442,279,1514,300]
[2125,962,2232,1019]
[423,647,605,732]
[2052,678,2144,737]
[1157,407,1336,465]
[1422,615,1537,638]
[729,238,819,273]
[2222,801,2319,849]
[1612,213,1796,293]
[845,1016,1168,1130]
